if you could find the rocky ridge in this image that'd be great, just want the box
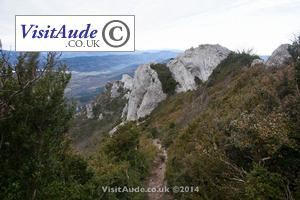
[126,64,167,121]
[167,44,231,92]
[82,43,293,130]
[82,44,232,122]
[124,44,231,121]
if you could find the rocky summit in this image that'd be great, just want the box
[265,44,292,68]
[167,44,231,92]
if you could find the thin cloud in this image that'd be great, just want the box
[1,0,300,54]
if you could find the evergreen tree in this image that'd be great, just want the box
[0,51,93,200]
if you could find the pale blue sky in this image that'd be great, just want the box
[1,0,300,54]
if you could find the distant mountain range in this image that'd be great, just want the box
[2,50,181,104]
[62,50,181,72]
[60,50,182,58]
[63,50,181,104]
[259,55,270,61]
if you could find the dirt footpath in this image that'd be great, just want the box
[147,139,172,200]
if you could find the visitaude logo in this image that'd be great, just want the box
[15,15,135,52]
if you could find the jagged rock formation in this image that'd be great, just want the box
[126,64,167,121]
[115,45,231,121]
[120,74,133,100]
[110,81,123,98]
[265,44,292,68]
[167,44,231,92]
[109,74,133,99]
[82,74,132,119]
[82,45,231,123]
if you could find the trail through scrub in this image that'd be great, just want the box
[146,139,172,200]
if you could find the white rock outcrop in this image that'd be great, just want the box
[251,58,264,67]
[167,44,230,92]
[121,74,133,90]
[109,122,125,136]
[126,64,167,121]
[110,81,123,98]
[86,103,94,119]
[265,44,292,68]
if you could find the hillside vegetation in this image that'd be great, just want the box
[2,38,300,200]
[70,83,128,154]
[140,49,300,199]
[0,52,156,200]
[70,43,300,199]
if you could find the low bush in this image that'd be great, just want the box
[150,63,178,95]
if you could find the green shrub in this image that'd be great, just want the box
[276,73,294,99]
[90,123,156,200]
[207,51,259,86]
[150,63,178,95]
[0,52,95,200]
[245,166,285,200]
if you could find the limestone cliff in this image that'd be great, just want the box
[167,44,231,92]
[126,64,167,121]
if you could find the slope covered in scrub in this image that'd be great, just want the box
[70,82,128,154]
[140,50,300,199]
